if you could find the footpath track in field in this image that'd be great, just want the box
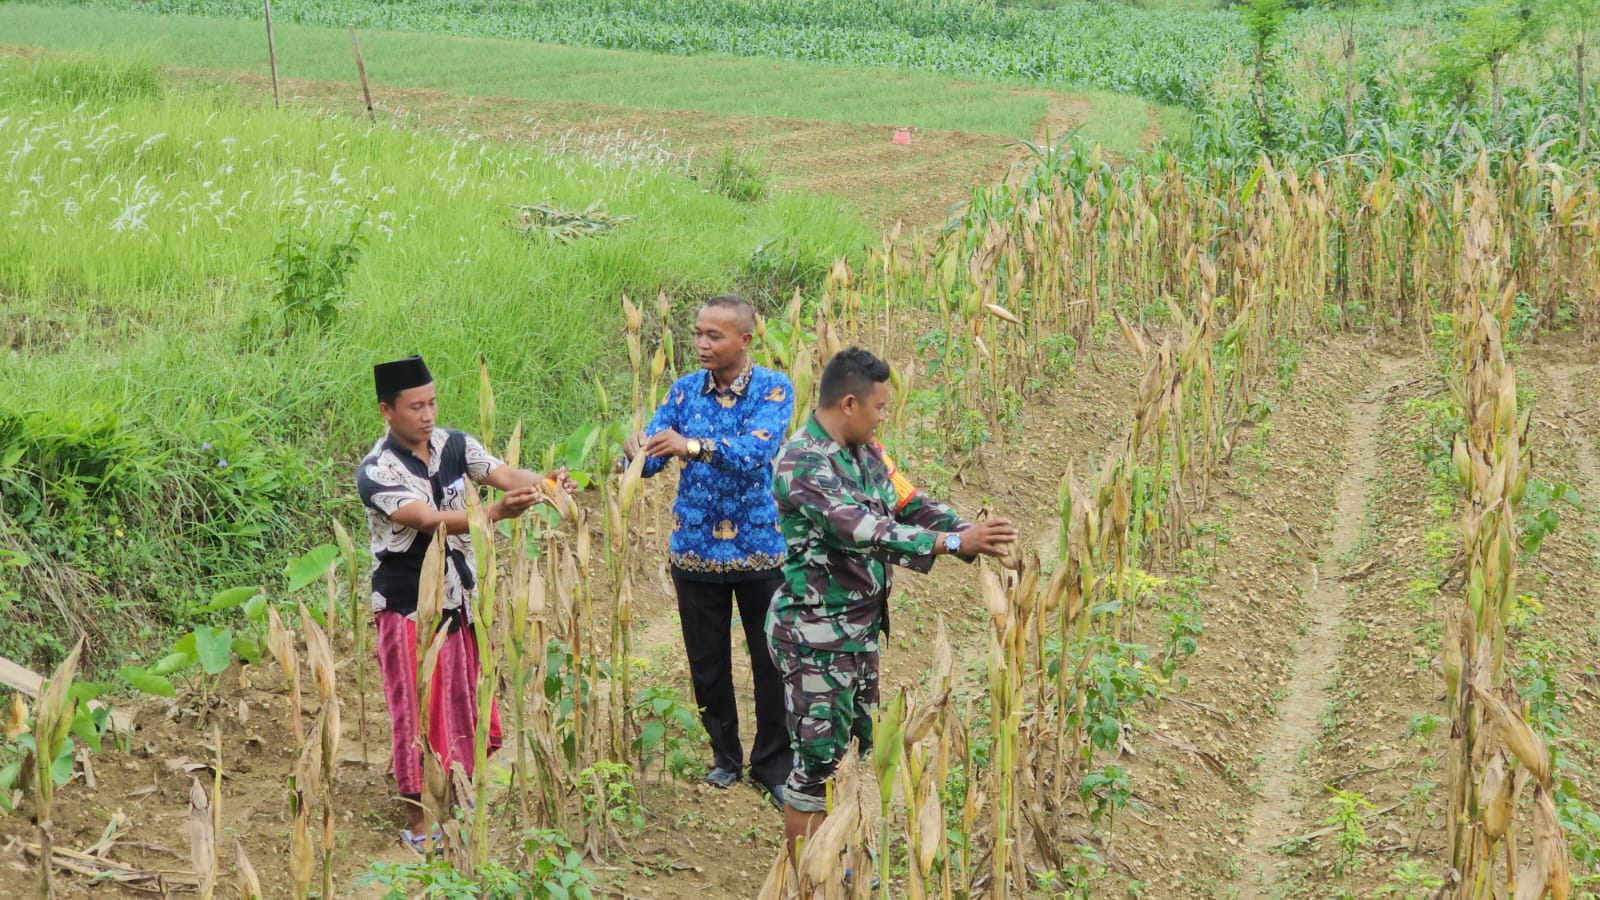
[1238,355,1408,898]
[1241,342,1600,898]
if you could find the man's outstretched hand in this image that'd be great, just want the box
[623,430,647,460]
[955,518,1019,557]
[624,429,691,459]
[545,466,579,495]
[492,486,544,522]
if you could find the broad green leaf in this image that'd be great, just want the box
[70,706,102,754]
[50,739,75,785]
[243,593,269,623]
[637,719,665,753]
[198,586,260,614]
[193,625,234,676]
[149,650,196,677]
[564,423,599,471]
[285,544,340,592]
[68,682,111,703]
[231,636,263,666]
[118,666,176,698]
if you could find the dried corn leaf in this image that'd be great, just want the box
[510,201,634,244]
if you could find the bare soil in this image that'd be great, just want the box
[10,336,1598,899]
[1239,356,1407,897]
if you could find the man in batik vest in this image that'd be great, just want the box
[357,354,571,851]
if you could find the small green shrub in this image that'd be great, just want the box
[706,145,767,202]
[252,209,369,338]
[354,828,597,899]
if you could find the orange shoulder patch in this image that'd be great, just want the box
[877,446,918,512]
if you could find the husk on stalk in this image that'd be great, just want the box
[31,639,83,900]
[332,517,369,764]
[1443,154,1570,899]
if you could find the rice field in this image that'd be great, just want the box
[1,6,1600,899]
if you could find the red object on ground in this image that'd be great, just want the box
[892,128,912,145]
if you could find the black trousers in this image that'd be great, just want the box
[670,566,793,788]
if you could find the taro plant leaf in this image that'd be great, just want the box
[243,593,269,623]
[49,739,75,785]
[0,760,20,810]
[68,682,110,704]
[198,586,261,614]
[194,625,235,676]
[70,704,107,754]
[285,544,340,593]
[564,423,600,473]
[118,665,176,698]
[149,650,196,677]
[231,637,264,666]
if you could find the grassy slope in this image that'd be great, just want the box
[0,4,1048,136]
[0,55,868,654]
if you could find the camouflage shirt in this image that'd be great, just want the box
[767,413,968,653]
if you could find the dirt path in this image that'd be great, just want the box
[1542,361,1600,496]
[1238,357,1407,897]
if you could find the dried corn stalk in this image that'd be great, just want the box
[1444,154,1569,899]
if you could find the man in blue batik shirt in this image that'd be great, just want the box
[623,294,795,808]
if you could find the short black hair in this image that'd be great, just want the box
[378,390,400,408]
[702,294,756,334]
[818,347,891,407]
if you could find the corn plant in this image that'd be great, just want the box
[332,518,370,763]
[300,599,341,899]
[1441,155,1570,899]
[29,639,83,900]
[464,486,500,868]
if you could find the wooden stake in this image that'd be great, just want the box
[349,28,376,124]
[263,0,281,109]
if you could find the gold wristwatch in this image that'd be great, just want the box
[685,438,703,460]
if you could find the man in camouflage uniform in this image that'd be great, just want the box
[766,347,1017,854]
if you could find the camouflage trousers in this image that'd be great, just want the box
[768,638,879,813]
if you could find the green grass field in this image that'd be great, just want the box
[0,5,1050,137]
[0,54,869,647]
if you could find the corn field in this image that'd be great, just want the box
[4,38,1600,893]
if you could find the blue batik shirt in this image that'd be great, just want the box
[642,360,794,576]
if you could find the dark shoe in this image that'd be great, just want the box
[703,765,740,788]
[754,778,785,810]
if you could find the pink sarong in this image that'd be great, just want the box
[374,610,503,795]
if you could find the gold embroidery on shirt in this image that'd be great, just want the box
[751,429,772,441]
[716,393,737,409]
[765,386,787,403]
[671,551,783,573]
[712,520,739,541]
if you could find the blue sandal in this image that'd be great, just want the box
[401,828,443,853]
